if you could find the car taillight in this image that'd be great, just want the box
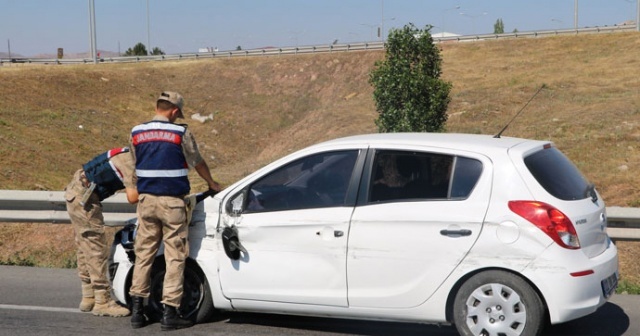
[508,200,580,249]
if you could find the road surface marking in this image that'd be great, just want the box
[0,304,82,313]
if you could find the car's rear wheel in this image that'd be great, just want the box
[147,258,216,323]
[453,270,545,336]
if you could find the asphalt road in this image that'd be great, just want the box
[0,265,637,336]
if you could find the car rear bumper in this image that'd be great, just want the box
[523,239,619,324]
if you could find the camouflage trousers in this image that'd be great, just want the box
[65,169,110,291]
[129,194,189,308]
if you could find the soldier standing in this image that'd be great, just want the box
[65,147,139,317]
[128,91,221,330]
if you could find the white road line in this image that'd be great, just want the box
[0,304,82,314]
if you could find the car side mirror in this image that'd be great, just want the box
[222,226,246,260]
[226,190,246,216]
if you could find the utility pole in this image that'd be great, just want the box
[7,39,11,59]
[147,0,151,55]
[380,0,384,41]
[637,0,640,32]
[574,0,578,29]
[88,0,97,64]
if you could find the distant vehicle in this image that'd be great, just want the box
[109,133,618,336]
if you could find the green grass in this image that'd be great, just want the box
[616,279,640,295]
[0,256,37,267]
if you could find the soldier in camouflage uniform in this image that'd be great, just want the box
[128,91,221,330]
[65,147,139,317]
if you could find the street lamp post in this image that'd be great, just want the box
[381,17,395,40]
[381,0,384,41]
[636,0,640,32]
[289,30,306,47]
[574,0,578,29]
[88,0,97,64]
[459,11,488,35]
[360,23,377,41]
[147,0,151,55]
[441,5,461,35]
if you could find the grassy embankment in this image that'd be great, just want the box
[1,32,639,291]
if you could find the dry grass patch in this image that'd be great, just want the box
[2,33,640,286]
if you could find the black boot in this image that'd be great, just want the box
[130,296,147,329]
[161,304,193,331]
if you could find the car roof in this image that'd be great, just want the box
[314,133,550,153]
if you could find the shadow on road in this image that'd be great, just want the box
[221,312,456,335]
[546,302,629,335]
[210,301,630,336]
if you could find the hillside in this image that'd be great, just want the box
[1,32,640,284]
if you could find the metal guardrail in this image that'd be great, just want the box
[0,190,639,240]
[0,41,386,65]
[0,190,136,227]
[1,24,635,66]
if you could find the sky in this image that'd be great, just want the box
[0,0,637,57]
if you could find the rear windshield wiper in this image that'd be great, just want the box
[585,184,598,203]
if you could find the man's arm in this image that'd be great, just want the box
[125,187,139,204]
[195,160,222,192]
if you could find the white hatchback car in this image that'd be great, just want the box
[109,133,618,336]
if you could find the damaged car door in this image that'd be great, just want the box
[218,149,363,307]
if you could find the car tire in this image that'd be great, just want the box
[147,257,216,324]
[453,270,545,336]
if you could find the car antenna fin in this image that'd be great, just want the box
[494,84,547,138]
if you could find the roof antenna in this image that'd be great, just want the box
[494,84,547,138]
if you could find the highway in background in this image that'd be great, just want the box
[0,265,637,336]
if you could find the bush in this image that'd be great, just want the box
[369,23,452,133]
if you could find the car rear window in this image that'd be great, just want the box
[524,146,591,201]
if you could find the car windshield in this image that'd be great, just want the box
[524,146,591,201]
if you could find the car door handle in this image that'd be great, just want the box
[440,229,472,237]
[316,229,344,238]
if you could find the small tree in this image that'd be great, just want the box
[494,19,505,34]
[369,23,452,133]
[124,43,148,56]
[151,47,165,55]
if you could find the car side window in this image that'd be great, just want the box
[368,150,482,203]
[450,157,483,198]
[245,150,359,213]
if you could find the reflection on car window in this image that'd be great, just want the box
[246,150,359,213]
[524,146,590,201]
[368,150,482,203]
[451,157,483,198]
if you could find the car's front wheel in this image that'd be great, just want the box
[453,270,545,336]
[147,258,216,323]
